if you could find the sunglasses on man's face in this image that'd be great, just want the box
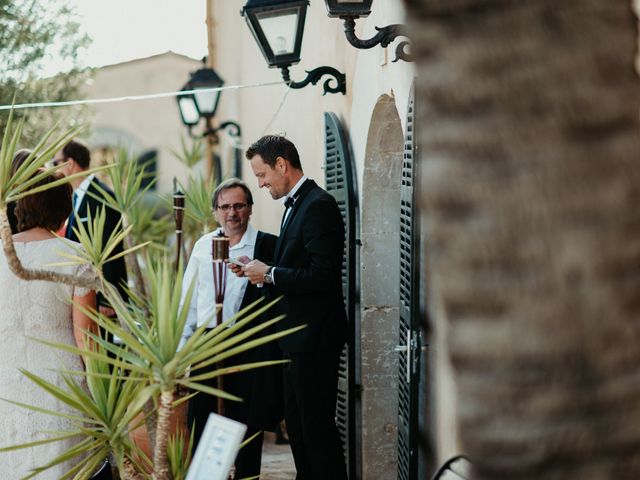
[51,157,67,167]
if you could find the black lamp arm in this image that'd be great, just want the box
[280,66,346,95]
[201,120,242,139]
[343,18,413,63]
[217,121,242,138]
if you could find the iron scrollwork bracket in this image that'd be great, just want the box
[216,121,242,138]
[280,66,346,95]
[343,18,413,63]
[200,120,242,140]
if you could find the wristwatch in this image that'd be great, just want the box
[263,266,274,284]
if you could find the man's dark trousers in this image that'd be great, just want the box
[284,348,345,479]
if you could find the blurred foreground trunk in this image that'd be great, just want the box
[407,1,640,478]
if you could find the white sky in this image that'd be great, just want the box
[46,0,209,73]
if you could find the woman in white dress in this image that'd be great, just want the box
[0,171,97,478]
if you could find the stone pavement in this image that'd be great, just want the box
[259,431,296,479]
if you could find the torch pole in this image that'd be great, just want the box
[211,233,229,416]
[173,178,185,270]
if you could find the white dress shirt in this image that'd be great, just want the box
[281,175,307,225]
[72,173,95,221]
[272,175,307,285]
[74,174,95,207]
[179,224,258,348]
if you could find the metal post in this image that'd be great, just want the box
[205,0,218,183]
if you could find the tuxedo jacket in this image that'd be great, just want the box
[65,177,128,306]
[270,179,348,353]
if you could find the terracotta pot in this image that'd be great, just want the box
[130,400,190,467]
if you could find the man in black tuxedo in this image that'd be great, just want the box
[180,178,282,479]
[239,135,348,480]
[54,140,128,313]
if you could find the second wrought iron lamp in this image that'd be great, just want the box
[324,0,412,63]
[177,64,242,141]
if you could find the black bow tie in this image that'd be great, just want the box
[284,196,296,209]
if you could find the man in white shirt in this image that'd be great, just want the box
[180,178,282,479]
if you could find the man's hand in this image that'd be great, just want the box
[243,259,270,285]
[227,255,251,277]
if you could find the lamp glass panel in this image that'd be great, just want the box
[256,7,299,56]
[178,97,199,125]
[193,88,219,116]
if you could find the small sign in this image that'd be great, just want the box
[186,413,247,480]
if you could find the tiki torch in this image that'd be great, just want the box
[211,231,229,415]
[173,178,185,268]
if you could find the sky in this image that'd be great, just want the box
[45,0,209,74]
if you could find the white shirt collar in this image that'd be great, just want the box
[282,175,308,206]
[72,173,95,212]
[77,173,95,195]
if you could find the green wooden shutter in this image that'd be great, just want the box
[324,111,360,479]
[398,84,421,480]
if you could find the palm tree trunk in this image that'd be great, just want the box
[121,456,145,480]
[152,389,175,480]
[143,397,157,453]
[408,0,640,478]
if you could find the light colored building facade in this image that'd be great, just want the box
[210,2,460,479]
[85,51,201,193]
[85,3,460,478]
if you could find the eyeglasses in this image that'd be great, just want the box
[51,157,66,167]
[216,203,249,212]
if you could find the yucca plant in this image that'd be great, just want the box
[168,136,218,260]
[49,258,300,480]
[0,343,151,480]
[167,427,194,480]
[49,206,150,298]
[0,110,109,287]
[181,174,217,243]
[127,197,173,256]
[169,136,204,171]
[0,111,298,479]
[89,147,158,298]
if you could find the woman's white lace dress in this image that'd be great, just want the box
[0,238,92,478]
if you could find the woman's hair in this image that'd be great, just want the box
[11,149,32,176]
[15,171,72,232]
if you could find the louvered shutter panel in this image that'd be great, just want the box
[324,112,359,479]
[398,85,420,480]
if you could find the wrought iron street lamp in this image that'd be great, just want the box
[177,66,242,140]
[241,0,346,95]
[324,0,413,63]
[177,63,243,180]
